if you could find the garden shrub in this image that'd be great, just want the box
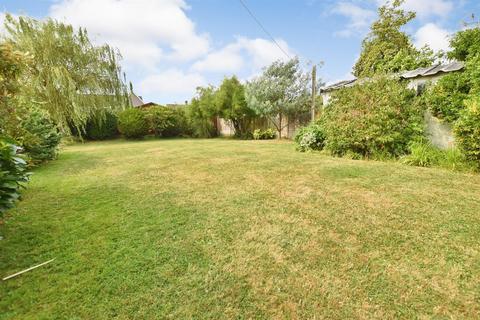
[0,138,30,216]
[454,96,480,166]
[423,72,470,123]
[85,111,118,140]
[322,77,423,159]
[118,108,148,139]
[253,128,276,140]
[162,108,192,137]
[144,106,176,137]
[21,107,62,163]
[294,123,325,152]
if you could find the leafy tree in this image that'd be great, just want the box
[187,86,218,138]
[216,76,254,138]
[0,41,26,138]
[4,14,129,135]
[353,0,433,78]
[448,24,480,62]
[246,57,310,138]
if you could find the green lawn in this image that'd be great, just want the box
[1,139,480,319]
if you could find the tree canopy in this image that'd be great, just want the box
[353,0,433,78]
[216,76,254,138]
[4,14,129,135]
[246,57,311,138]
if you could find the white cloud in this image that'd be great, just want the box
[139,69,206,96]
[415,23,450,52]
[192,37,293,73]
[332,2,376,37]
[375,0,453,19]
[49,0,210,69]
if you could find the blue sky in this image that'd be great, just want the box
[1,0,479,104]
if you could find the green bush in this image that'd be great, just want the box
[0,138,30,216]
[423,72,470,123]
[86,111,118,140]
[118,108,148,139]
[21,108,61,163]
[454,97,480,166]
[294,123,325,152]
[322,77,423,159]
[144,106,176,137]
[164,108,193,137]
[253,128,276,140]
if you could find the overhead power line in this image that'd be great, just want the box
[237,0,291,59]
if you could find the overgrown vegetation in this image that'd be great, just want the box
[117,108,149,139]
[401,141,471,171]
[85,112,119,140]
[0,139,30,217]
[294,122,325,152]
[322,77,423,159]
[252,128,276,140]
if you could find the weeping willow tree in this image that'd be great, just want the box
[4,14,129,135]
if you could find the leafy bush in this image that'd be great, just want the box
[454,97,480,166]
[85,111,118,140]
[253,128,276,140]
[118,108,148,139]
[322,77,423,159]
[0,138,30,216]
[21,108,62,163]
[423,72,470,123]
[294,123,325,152]
[144,106,177,137]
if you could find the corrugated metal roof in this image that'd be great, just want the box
[320,61,465,92]
[129,93,145,107]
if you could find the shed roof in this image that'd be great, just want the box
[129,93,145,107]
[320,61,464,92]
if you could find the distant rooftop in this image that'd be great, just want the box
[321,61,465,92]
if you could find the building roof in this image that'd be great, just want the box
[320,61,465,92]
[129,93,145,107]
[401,61,464,79]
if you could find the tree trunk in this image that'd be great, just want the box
[278,113,282,139]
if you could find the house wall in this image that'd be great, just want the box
[424,111,455,150]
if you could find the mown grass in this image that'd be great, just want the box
[1,138,480,319]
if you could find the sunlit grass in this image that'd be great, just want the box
[1,138,479,319]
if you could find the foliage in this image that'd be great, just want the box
[294,122,325,152]
[162,107,192,137]
[20,107,62,163]
[448,25,480,62]
[252,128,276,140]
[0,42,26,138]
[0,138,30,216]
[422,72,470,123]
[454,96,480,165]
[322,77,423,158]
[353,0,433,78]
[216,76,255,138]
[246,57,311,138]
[4,14,129,135]
[401,141,472,171]
[118,108,148,139]
[187,86,218,138]
[144,106,177,137]
[85,111,118,140]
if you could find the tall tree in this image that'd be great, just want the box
[0,41,26,137]
[187,86,218,138]
[4,14,129,135]
[353,0,433,78]
[216,76,254,138]
[246,57,310,138]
